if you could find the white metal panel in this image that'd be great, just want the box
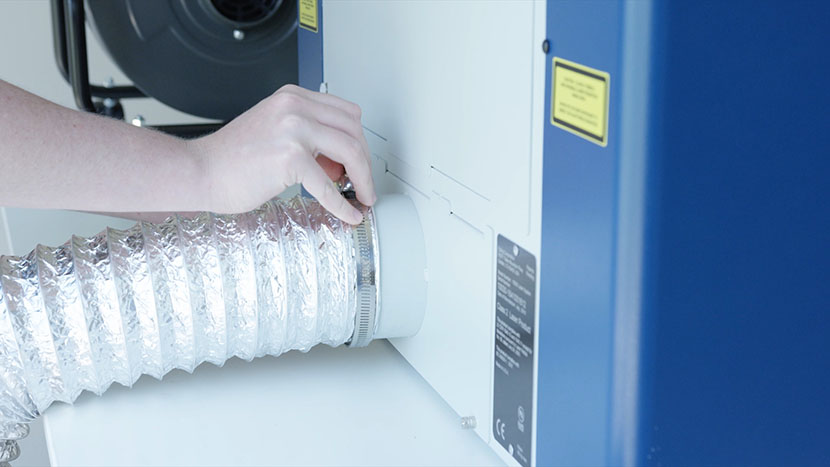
[324,3,546,462]
[324,0,535,233]
[44,341,501,466]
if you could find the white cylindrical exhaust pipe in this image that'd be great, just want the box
[372,194,427,340]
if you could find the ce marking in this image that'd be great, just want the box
[495,418,507,440]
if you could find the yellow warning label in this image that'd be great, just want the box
[551,57,610,147]
[299,0,318,33]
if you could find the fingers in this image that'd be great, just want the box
[316,155,346,181]
[304,121,376,207]
[278,86,371,171]
[298,98,371,165]
[300,157,364,225]
[266,85,376,219]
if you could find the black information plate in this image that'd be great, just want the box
[493,235,536,467]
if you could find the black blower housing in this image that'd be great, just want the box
[85,0,298,121]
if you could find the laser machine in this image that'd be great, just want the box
[26,0,830,465]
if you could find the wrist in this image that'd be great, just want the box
[181,136,215,213]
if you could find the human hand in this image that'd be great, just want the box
[190,84,375,224]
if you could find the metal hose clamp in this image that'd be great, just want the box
[341,178,380,348]
[347,205,379,347]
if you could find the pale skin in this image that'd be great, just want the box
[0,80,375,224]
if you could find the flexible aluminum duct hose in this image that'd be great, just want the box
[0,195,383,464]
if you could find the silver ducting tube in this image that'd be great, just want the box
[0,195,386,463]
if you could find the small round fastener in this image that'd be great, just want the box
[461,416,477,429]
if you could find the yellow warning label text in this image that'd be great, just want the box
[551,57,610,147]
[299,0,318,33]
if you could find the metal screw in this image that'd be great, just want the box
[460,416,477,429]
[319,82,329,94]
[103,97,116,108]
[104,77,115,88]
[542,39,550,54]
[131,115,145,127]
[233,29,245,40]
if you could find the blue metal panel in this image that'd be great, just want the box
[638,2,830,465]
[540,1,830,465]
[297,0,323,91]
[538,2,623,465]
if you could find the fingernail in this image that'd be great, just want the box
[350,209,364,224]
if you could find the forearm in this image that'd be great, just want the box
[0,80,211,213]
